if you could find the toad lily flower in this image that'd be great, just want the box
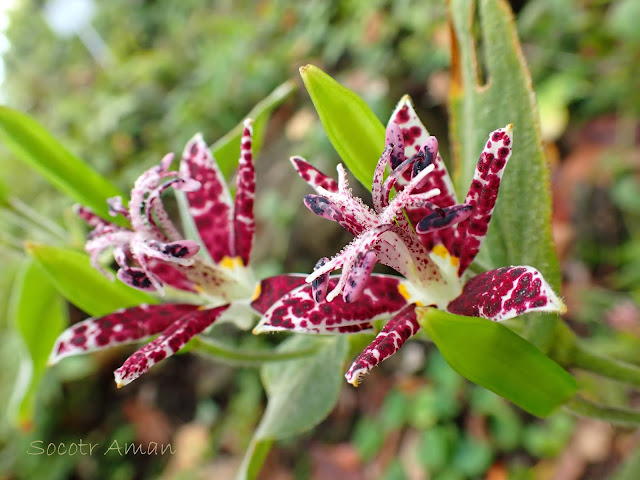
[49,120,306,387]
[254,97,565,386]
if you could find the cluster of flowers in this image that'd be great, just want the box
[50,98,563,387]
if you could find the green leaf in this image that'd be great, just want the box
[300,65,385,190]
[8,258,66,430]
[236,439,273,480]
[448,0,561,350]
[419,308,577,417]
[0,177,9,205]
[236,336,348,479]
[0,107,125,223]
[211,80,296,178]
[26,243,156,317]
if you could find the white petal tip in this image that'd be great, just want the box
[399,94,412,105]
[345,371,363,387]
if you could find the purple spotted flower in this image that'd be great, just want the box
[254,96,565,386]
[50,120,306,387]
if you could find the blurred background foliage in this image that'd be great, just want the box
[1,0,640,479]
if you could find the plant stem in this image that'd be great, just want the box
[564,396,640,427]
[0,231,26,251]
[571,341,640,389]
[191,337,319,366]
[9,198,67,240]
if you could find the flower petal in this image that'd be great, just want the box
[233,119,256,265]
[146,259,197,293]
[328,323,374,334]
[49,303,201,364]
[387,99,457,204]
[454,125,513,274]
[250,274,307,314]
[75,204,113,229]
[253,275,409,333]
[290,156,339,193]
[387,97,459,251]
[180,133,234,263]
[389,95,430,157]
[114,305,230,387]
[447,266,565,322]
[345,303,419,386]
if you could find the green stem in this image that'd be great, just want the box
[571,340,640,389]
[564,396,640,427]
[191,337,319,366]
[9,198,68,240]
[0,230,29,252]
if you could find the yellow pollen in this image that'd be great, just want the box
[432,244,459,268]
[397,282,411,302]
[220,256,244,270]
[251,283,262,302]
[398,282,423,306]
[432,244,449,259]
[194,284,205,294]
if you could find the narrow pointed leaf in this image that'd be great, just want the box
[237,336,348,479]
[419,308,577,417]
[26,243,157,317]
[9,258,66,430]
[449,0,559,285]
[0,107,125,224]
[448,0,561,349]
[300,65,385,190]
[211,81,296,178]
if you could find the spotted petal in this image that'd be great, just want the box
[49,304,201,364]
[114,304,230,386]
[146,259,197,293]
[454,125,513,274]
[387,96,457,204]
[290,156,339,193]
[447,266,565,322]
[388,95,431,158]
[253,275,409,334]
[345,303,419,386]
[233,119,256,265]
[387,97,459,251]
[180,134,234,263]
[250,274,307,314]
